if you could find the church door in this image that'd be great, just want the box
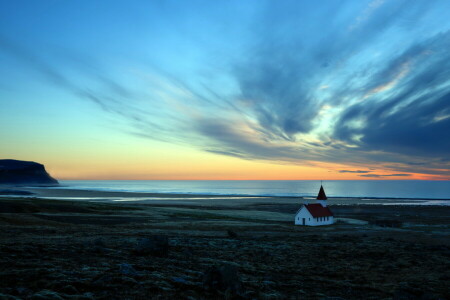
[302,218,305,225]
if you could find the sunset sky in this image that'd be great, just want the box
[1,0,449,180]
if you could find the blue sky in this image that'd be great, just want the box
[1,0,449,179]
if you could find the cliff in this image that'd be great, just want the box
[0,159,59,185]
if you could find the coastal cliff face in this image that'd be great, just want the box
[0,159,58,185]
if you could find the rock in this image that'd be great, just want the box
[88,238,109,254]
[171,277,189,284]
[90,238,106,247]
[393,283,438,300]
[81,266,91,272]
[370,219,402,228]
[0,159,58,185]
[30,290,64,300]
[119,263,139,277]
[91,246,108,254]
[83,292,95,300]
[72,293,95,300]
[120,276,138,285]
[202,264,243,295]
[60,285,78,295]
[16,287,31,296]
[182,248,194,258]
[227,230,238,238]
[64,292,96,300]
[93,274,113,286]
[133,235,169,257]
[0,294,21,300]
[262,280,275,286]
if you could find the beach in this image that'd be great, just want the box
[6,186,450,206]
[1,189,449,299]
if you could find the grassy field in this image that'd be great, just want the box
[0,197,449,299]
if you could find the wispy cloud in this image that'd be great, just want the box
[349,0,386,31]
[1,0,449,178]
[339,170,371,174]
[359,173,412,178]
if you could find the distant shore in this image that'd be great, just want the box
[4,179,449,200]
[0,187,446,207]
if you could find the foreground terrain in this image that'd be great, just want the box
[0,197,449,299]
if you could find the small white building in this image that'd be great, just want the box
[295,185,334,226]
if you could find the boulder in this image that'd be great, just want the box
[0,159,58,185]
[202,264,243,295]
[370,219,402,228]
[118,263,139,277]
[133,235,169,257]
[393,283,438,300]
[0,294,21,300]
[30,290,64,300]
[227,230,238,238]
[59,285,78,295]
[171,277,188,284]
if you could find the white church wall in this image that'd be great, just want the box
[295,206,313,225]
[295,206,334,226]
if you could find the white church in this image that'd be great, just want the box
[295,185,334,226]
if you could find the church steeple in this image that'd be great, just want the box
[317,185,327,200]
[316,184,328,207]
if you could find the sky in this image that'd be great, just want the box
[0,0,449,180]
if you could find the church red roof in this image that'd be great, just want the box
[305,203,333,217]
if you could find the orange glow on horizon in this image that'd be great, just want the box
[3,135,446,181]
[48,158,437,181]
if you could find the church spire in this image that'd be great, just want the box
[317,185,327,200]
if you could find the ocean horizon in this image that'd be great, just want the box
[43,180,450,200]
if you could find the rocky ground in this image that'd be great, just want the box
[0,197,449,299]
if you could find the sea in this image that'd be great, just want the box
[53,180,449,200]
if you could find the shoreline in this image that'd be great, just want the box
[0,187,447,207]
[3,179,449,201]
